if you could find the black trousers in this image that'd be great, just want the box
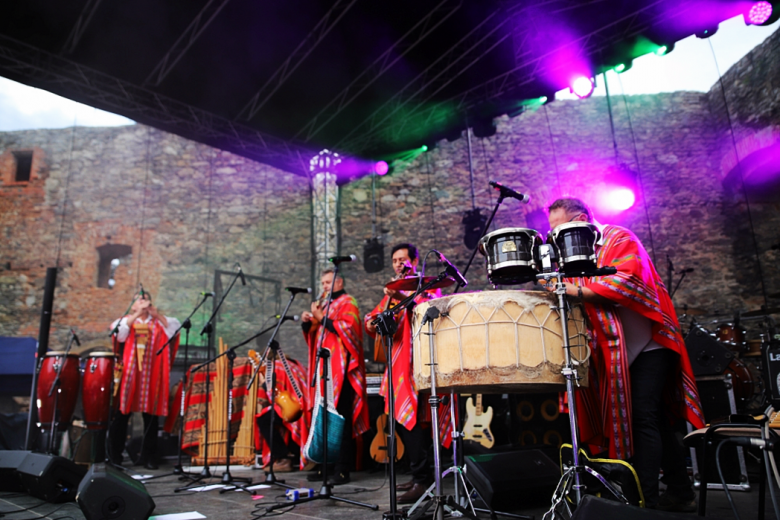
[257,411,294,462]
[629,349,694,507]
[108,411,158,463]
[333,379,355,474]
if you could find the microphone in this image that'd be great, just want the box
[71,329,81,347]
[489,180,530,203]
[434,250,468,287]
[285,286,312,295]
[329,254,357,264]
[201,291,215,297]
[682,268,695,274]
[237,264,247,286]
[272,314,300,322]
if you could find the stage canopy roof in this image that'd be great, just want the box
[0,0,768,174]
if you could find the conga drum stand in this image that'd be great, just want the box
[536,266,627,517]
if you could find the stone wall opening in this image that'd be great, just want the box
[96,244,132,289]
[12,151,33,182]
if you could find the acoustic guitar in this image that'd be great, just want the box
[463,394,495,449]
[369,413,405,464]
[248,349,304,423]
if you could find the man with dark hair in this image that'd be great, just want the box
[108,291,180,469]
[546,197,704,511]
[365,243,444,503]
[301,269,369,485]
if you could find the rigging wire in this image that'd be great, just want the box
[135,127,153,285]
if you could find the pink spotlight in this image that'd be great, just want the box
[374,160,389,175]
[746,1,773,24]
[571,76,594,99]
[607,188,636,211]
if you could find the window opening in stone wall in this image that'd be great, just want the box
[97,244,133,289]
[310,150,341,277]
[13,151,33,182]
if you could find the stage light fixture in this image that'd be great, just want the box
[607,188,636,211]
[374,161,389,176]
[421,145,428,152]
[745,1,774,24]
[695,26,719,39]
[655,43,675,56]
[571,76,595,99]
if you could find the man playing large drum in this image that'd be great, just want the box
[108,290,180,469]
[365,243,447,504]
[546,197,704,512]
[301,268,369,485]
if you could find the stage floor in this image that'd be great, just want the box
[0,459,772,519]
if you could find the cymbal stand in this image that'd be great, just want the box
[142,293,213,481]
[265,260,377,513]
[535,252,627,518]
[221,291,302,494]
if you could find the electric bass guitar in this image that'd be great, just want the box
[463,394,495,449]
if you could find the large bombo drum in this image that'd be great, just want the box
[37,352,81,430]
[548,222,600,275]
[478,228,542,285]
[412,290,590,393]
[81,352,116,430]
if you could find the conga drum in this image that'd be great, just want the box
[81,352,116,430]
[37,352,80,430]
[412,290,590,393]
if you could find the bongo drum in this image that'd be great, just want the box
[412,290,590,393]
[81,352,116,430]
[37,352,80,430]
[548,222,600,275]
[478,228,542,285]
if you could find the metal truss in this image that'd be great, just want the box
[60,0,105,55]
[237,0,359,122]
[310,151,340,275]
[332,7,512,151]
[144,0,233,87]
[338,0,694,154]
[0,34,308,174]
[292,0,462,143]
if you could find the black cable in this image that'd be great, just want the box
[543,104,563,196]
[716,439,741,520]
[0,499,47,514]
[0,502,78,520]
[707,38,768,308]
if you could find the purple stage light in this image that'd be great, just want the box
[607,188,636,211]
[746,1,773,24]
[571,76,594,99]
[375,160,389,176]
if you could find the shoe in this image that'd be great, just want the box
[271,458,293,473]
[327,472,350,485]
[306,469,324,482]
[656,491,696,513]
[144,460,159,470]
[303,460,317,472]
[396,479,415,491]
[398,483,428,504]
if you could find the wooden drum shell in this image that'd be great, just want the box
[412,290,590,394]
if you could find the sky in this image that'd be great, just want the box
[0,14,777,131]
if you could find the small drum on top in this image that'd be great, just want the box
[478,228,542,285]
[546,222,601,276]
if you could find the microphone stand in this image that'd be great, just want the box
[221,291,301,494]
[142,293,213,482]
[45,330,78,455]
[454,188,509,294]
[265,261,378,513]
[175,268,243,491]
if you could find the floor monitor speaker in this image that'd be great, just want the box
[76,463,155,520]
[16,452,86,502]
[0,450,30,491]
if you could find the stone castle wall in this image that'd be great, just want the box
[2,27,779,364]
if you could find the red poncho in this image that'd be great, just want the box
[116,319,179,416]
[304,293,370,438]
[568,225,705,460]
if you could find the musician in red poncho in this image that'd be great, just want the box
[301,268,369,485]
[254,356,310,473]
[108,291,180,469]
[365,243,448,504]
[546,198,705,512]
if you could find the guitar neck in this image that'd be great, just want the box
[277,350,304,401]
[476,394,483,416]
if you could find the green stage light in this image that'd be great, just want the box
[539,96,548,104]
[614,63,626,73]
[421,145,428,152]
[655,46,668,56]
